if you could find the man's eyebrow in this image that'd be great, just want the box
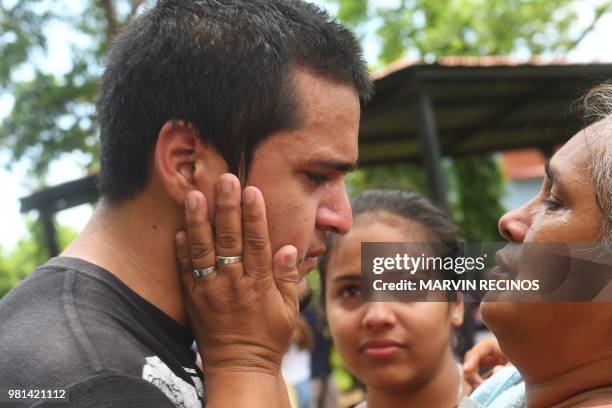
[306,159,358,173]
[333,274,361,282]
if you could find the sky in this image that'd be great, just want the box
[1,0,612,252]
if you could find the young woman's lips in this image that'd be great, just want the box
[360,340,405,358]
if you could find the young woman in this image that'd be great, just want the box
[320,190,472,408]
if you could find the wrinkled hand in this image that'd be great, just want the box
[175,173,299,377]
[463,337,509,388]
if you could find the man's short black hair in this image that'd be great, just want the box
[96,0,373,202]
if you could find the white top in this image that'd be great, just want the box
[281,343,312,384]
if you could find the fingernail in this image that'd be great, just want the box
[176,232,186,246]
[244,188,255,205]
[219,177,232,193]
[285,251,296,269]
[186,194,198,211]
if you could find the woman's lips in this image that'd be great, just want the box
[363,346,403,358]
[488,265,514,280]
[360,340,405,358]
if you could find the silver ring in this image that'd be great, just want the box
[216,255,243,265]
[193,265,217,279]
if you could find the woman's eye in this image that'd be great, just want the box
[543,198,562,212]
[339,285,361,298]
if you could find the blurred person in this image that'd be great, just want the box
[463,337,509,389]
[319,190,472,408]
[0,0,372,406]
[302,305,341,408]
[283,316,316,408]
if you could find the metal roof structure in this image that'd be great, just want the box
[19,60,612,256]
[358,58,612,210]
[20,174,98,257]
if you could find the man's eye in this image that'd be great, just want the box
[306,172,330,184]
[339,285,361,298]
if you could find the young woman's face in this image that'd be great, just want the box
[324,217,463,391]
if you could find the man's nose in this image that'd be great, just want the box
[362,302,397,330]
[498,205,530,242]
[316,184,352,235]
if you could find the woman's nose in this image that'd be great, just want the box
[362,302,397,330]
[498,205,530,242]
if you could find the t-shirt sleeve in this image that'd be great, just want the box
[31,372,193,408]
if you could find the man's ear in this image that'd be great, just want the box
[154,120,206,205]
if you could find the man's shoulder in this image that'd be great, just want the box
[0,258,145,386]
[0,259,73,354]
[12,371,181,408]
[0,257,203,406]
[62,371,186,407]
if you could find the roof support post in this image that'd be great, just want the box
[415,85,450,213]
[39,208,59,258]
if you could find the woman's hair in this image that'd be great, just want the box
[319,189,457,306]
[580,83,612,251]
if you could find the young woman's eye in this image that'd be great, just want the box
[339,285,361,299]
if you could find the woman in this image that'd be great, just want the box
[461,83,612,407]
[282,316,315,408]
[319,190,472,408]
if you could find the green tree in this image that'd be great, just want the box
[331,0,612,241]
[0,0,149,182]
[333,0,611,64]
[0,216,77,298]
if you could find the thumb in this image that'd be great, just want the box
[462,349,479,374]
[463,349,484,387]
[273,245,299,312]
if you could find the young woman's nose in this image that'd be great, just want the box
[362,302,397,330]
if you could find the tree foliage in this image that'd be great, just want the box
[333,0,611,65]
[0,217,77,298]
[0,0,149,182]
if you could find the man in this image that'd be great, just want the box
[0,0,372,406]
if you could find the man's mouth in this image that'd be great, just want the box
[300,256,319,275]
[299,245,326,276]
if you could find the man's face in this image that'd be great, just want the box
[246,68,361,298]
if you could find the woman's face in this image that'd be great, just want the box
[497,125,602,245]
[481,122,611,381]
[324,216,463,391]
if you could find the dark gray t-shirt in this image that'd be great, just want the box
[0,257,204,407]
